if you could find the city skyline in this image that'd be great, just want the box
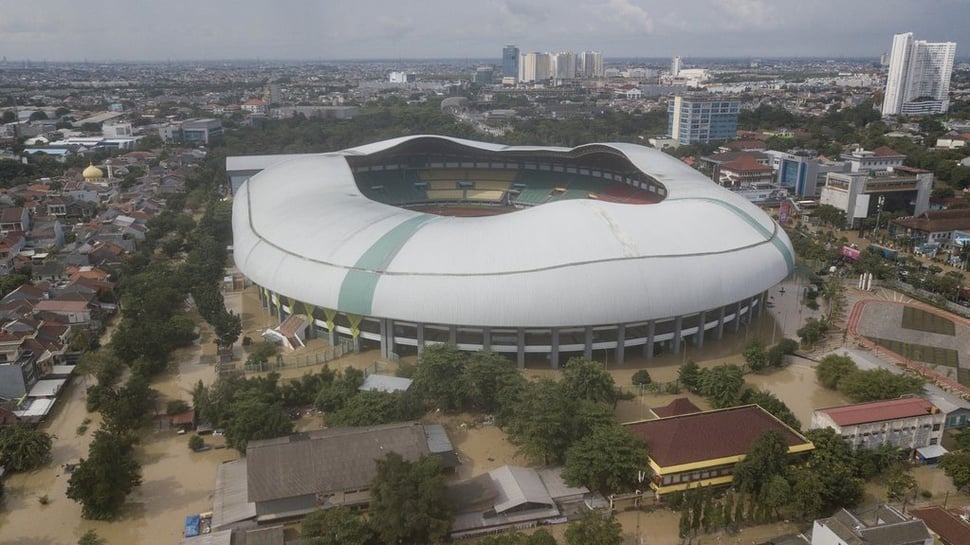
[0,0,967,63]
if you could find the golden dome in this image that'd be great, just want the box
[82,163,104,181]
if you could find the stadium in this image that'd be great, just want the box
[230,135,794,367]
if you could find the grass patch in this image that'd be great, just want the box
[867,337,960,368]
[901,307,955,336]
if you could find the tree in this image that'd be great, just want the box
[697,365,745,408]
[813,204,846,228]
[815,354,857,389]
[66,429,142,520]
[506,379,583,464]
[78,530,106,545]
[412,343,467,411]
[837,368,924,402]
[369,453,451,545]
[741,389,801,431]
[326,390,422,427]
[768,338,799,367]
[188,435,205,451]
[0,422,53,472]
[563,422,649,494]
[743,339,769,372]
[561,357,616,404]
[214,311,242,347]
[300,506,375,545]
[788,467,824,519]
[733,430,790,496]
[940,451,970,489]
[564,509,622,545]
[802,428,864,511]
[246,341,278,369]
[631,369,652,386]
[224,394,293,453]
[797,317,829,347]
[1,110,15,124]
[461,351,524,413]
[678,360,701,392]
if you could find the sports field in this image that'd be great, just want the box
[901,306,955,335]
[866,336,960,368]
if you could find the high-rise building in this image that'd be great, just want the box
[502,45,519,80]
[519,52,552,83]
[667,95,739,145]
[578,51,604,78]
[551,52,576,81]
[881,32,957,116]
[671,55,682,77]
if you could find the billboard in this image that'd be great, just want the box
[841,246,861,260]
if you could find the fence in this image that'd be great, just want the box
[885,280,970,319]
[241,339,355,373]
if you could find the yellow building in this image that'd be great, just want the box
[625,404,814,497]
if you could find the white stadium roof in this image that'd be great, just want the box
[232,135,793,328]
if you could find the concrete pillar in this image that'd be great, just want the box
[752,292,765,318]
[416,324,425,355]
[672,316,683,354]
[516,329,525,369]
[276,296,283,324]
[645,320,655,361]
[715,306,726,340]
[615,324,625,366]
[379,319,388,359]
[449,325,457,345]
[482,328,491,352]
[550,329,560,369]
[584,327,593,360]
[386,320,395,359]
[695,312,705,348]
[731,301,742,333]
[328,323,335,346]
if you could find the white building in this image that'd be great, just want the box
[518,52,552,83]
[578,51,604,78]
[811,397,944,451]
[882,32,957,116]
[812,506,932,545]
[671,55,682,77]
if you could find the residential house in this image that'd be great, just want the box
[0,206,29,233]
[32,299,92,325]
[810,397,945,451]
[0,350,40,400]
[910,506,970,545]
[812,506,932,545]
[624,405,814,497]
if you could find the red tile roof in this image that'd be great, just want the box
[721,154,771,173]
[33,300,89,313]
[873,146,903,157]
[816,397,938,427]
[625,405,811,468]
[651,398,702,418]
[910,507,970,545]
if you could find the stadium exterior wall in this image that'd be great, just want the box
[231,135,791,367]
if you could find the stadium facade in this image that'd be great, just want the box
[231,135,794,367]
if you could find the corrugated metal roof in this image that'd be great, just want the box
[246,422,430,503]
[232,136,793,328]
[490,465,554,514]
[817,397,938,427]
[211,459,256,530]
[359,374,413,393]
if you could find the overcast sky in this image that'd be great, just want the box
[0,0,966,62]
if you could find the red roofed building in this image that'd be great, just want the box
[910,507,970,545]
[718,154,775,186]
[650,398,702,419]
[811,397,944,451]
[625,405,813,497]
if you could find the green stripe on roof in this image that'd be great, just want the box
[672,197,794,273]
[338,215,437,315]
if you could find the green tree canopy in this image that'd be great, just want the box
[300,506,375,545]
[837,368,924,402]
[743,339,769,372]
[697,365,745,408]
[562,421,649,494]
[564,509,623,545]
[0,422,53,472]
[412,343,467,411]
[66,429,142,520]
[733,430,790,496]
[741,389,801,431]
[460,351,525,413]
[224,394,293,453]
[369,453,451,545]
[802,428,865,511]
[815,354,857,389]
[561,357,617,404]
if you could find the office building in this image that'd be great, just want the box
[473,67,493,85]
[882,32,957,116]
[667,95,740,145]
[502,45,519,80]
[811,397,944,451]
[518,52,552,83]
[551,52,576,81]
[159,118,223,146]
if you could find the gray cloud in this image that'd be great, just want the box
[0,0,965,61]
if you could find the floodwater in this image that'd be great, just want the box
[0,317,238,545]
[745,362,851,428]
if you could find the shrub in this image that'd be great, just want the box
[631,369,652,386]
[166,399,190,415]
[188,435,205,451]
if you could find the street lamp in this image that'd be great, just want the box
[636,470,645,545]
[681,336,688,365]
